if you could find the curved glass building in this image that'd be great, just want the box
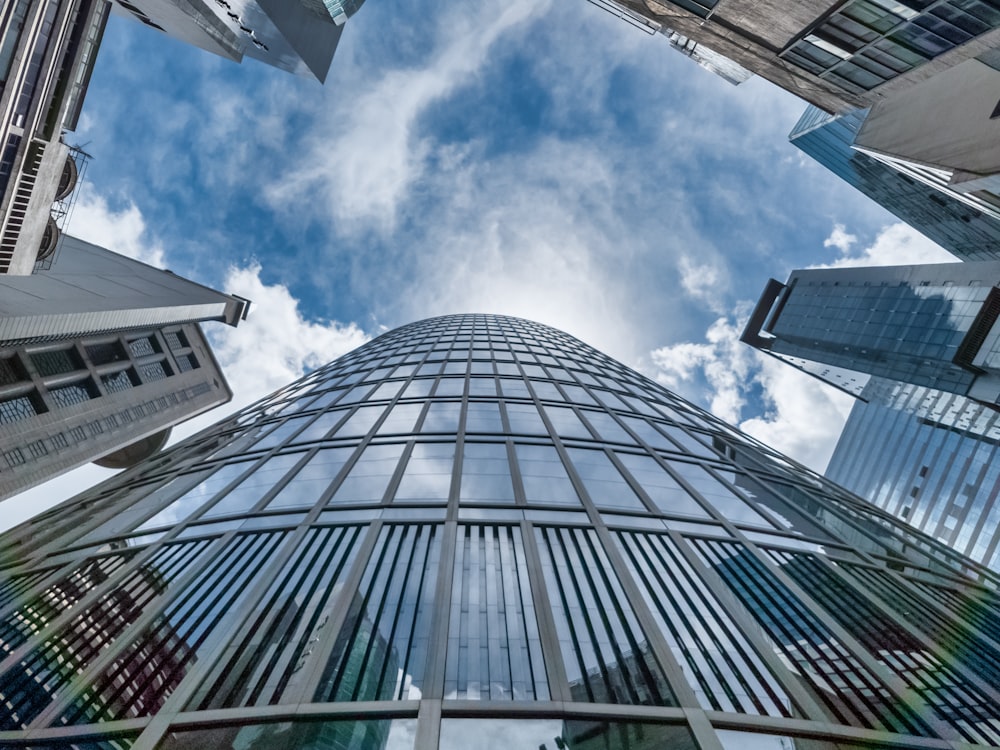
[1,314,1000,749]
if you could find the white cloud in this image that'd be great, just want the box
[648,308,856,472]
[740,357,855,471]
[205,262,370,411]
[814,221,957,269]
[823,223,857,254]
[66,185,167,267]
[266,0,551,231]
[651,316,754,424]
[678,255,728,313]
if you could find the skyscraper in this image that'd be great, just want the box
[826,379,1000,570]
[789,106,1000,262]
[603,0,1000,114]
[1,313,999,748]
[0,0,109,275]
[742,261,1000,406]
[0,0,365,278]
[108,0,366,82]
[0,235,248,500]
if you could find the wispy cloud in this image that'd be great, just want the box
[264,0,551,232]
[68,186,167,267]
[813,221,956,268]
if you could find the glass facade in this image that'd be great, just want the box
[827,377,1000,570]
[789,106,1000,262]
[744,262,1000,404]
[0,314,999,748]
[781,0,1000,93]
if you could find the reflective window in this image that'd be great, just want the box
[460,443,515,504]
[582,411,636,444]
[392,443,455,503]
[0,539,216,729]
[446,525,548,700]
[468,376,497,396]
[200,453,303,519]
[542,405,592,440]
[136,463,253,531]
[615,453,711,518]
[565,448,644,510]
[435,378,465,397]
[499,378,531,398]
[187,526,364,709]
[465,401,503,433]
[515,444,580,506]
[439,718,694,750]
[264,447,353,509]
[534,526,675,705]
[402,378,434,399]
[156,718,416,749]
[328,443,405,505]
[315,525,439,701]
[332,405,383,438]
[422,401,461,433]
[375,402,423,435]
[505,402,548,435]
[668,462,774,527]
[615,530,791,715]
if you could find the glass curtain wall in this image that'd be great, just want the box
[0,314,998,749]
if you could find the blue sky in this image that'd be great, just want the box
[3,0,958,527]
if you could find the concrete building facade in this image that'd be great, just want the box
[0,235,248,500]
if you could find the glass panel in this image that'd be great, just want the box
[0,539,216,729]
[264,447,353,509]
[693,539,932,735]
[60,533,287,724]
[565,448,644,510]
[136,463,253,531]
[315,525,440,701]
[445,525,548,700]
[615,453,711,518]
[515,444,580,506]
[465,401,503,434]
[439,719,695,750]
[460,443,516,504]
[582,411,637,444]
[534,526,675,705]
[376,402,423,435]
[542,405,592,439]
[188,526,364,708]
[156,719,416,749]
[668,462,774,527]
[392,443,455,503]
[422,401,461,433]
[328,443,405,505]
[198,453,302,519]
[505,403,548,435]
[331,405,384,438]
[615,530,791,715]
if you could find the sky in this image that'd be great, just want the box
[1,0,959,529]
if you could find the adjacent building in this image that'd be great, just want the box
[826,379,1000,570]
[603,0,1000,114]
[742,261,1000,406]
[0,0,365,279]
[789,106,1000,262]
[1,314,999,748]
[108,0,366,82]
[0,0,109,275]
[0,234,249,501]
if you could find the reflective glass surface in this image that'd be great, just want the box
[1,315,998,748]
